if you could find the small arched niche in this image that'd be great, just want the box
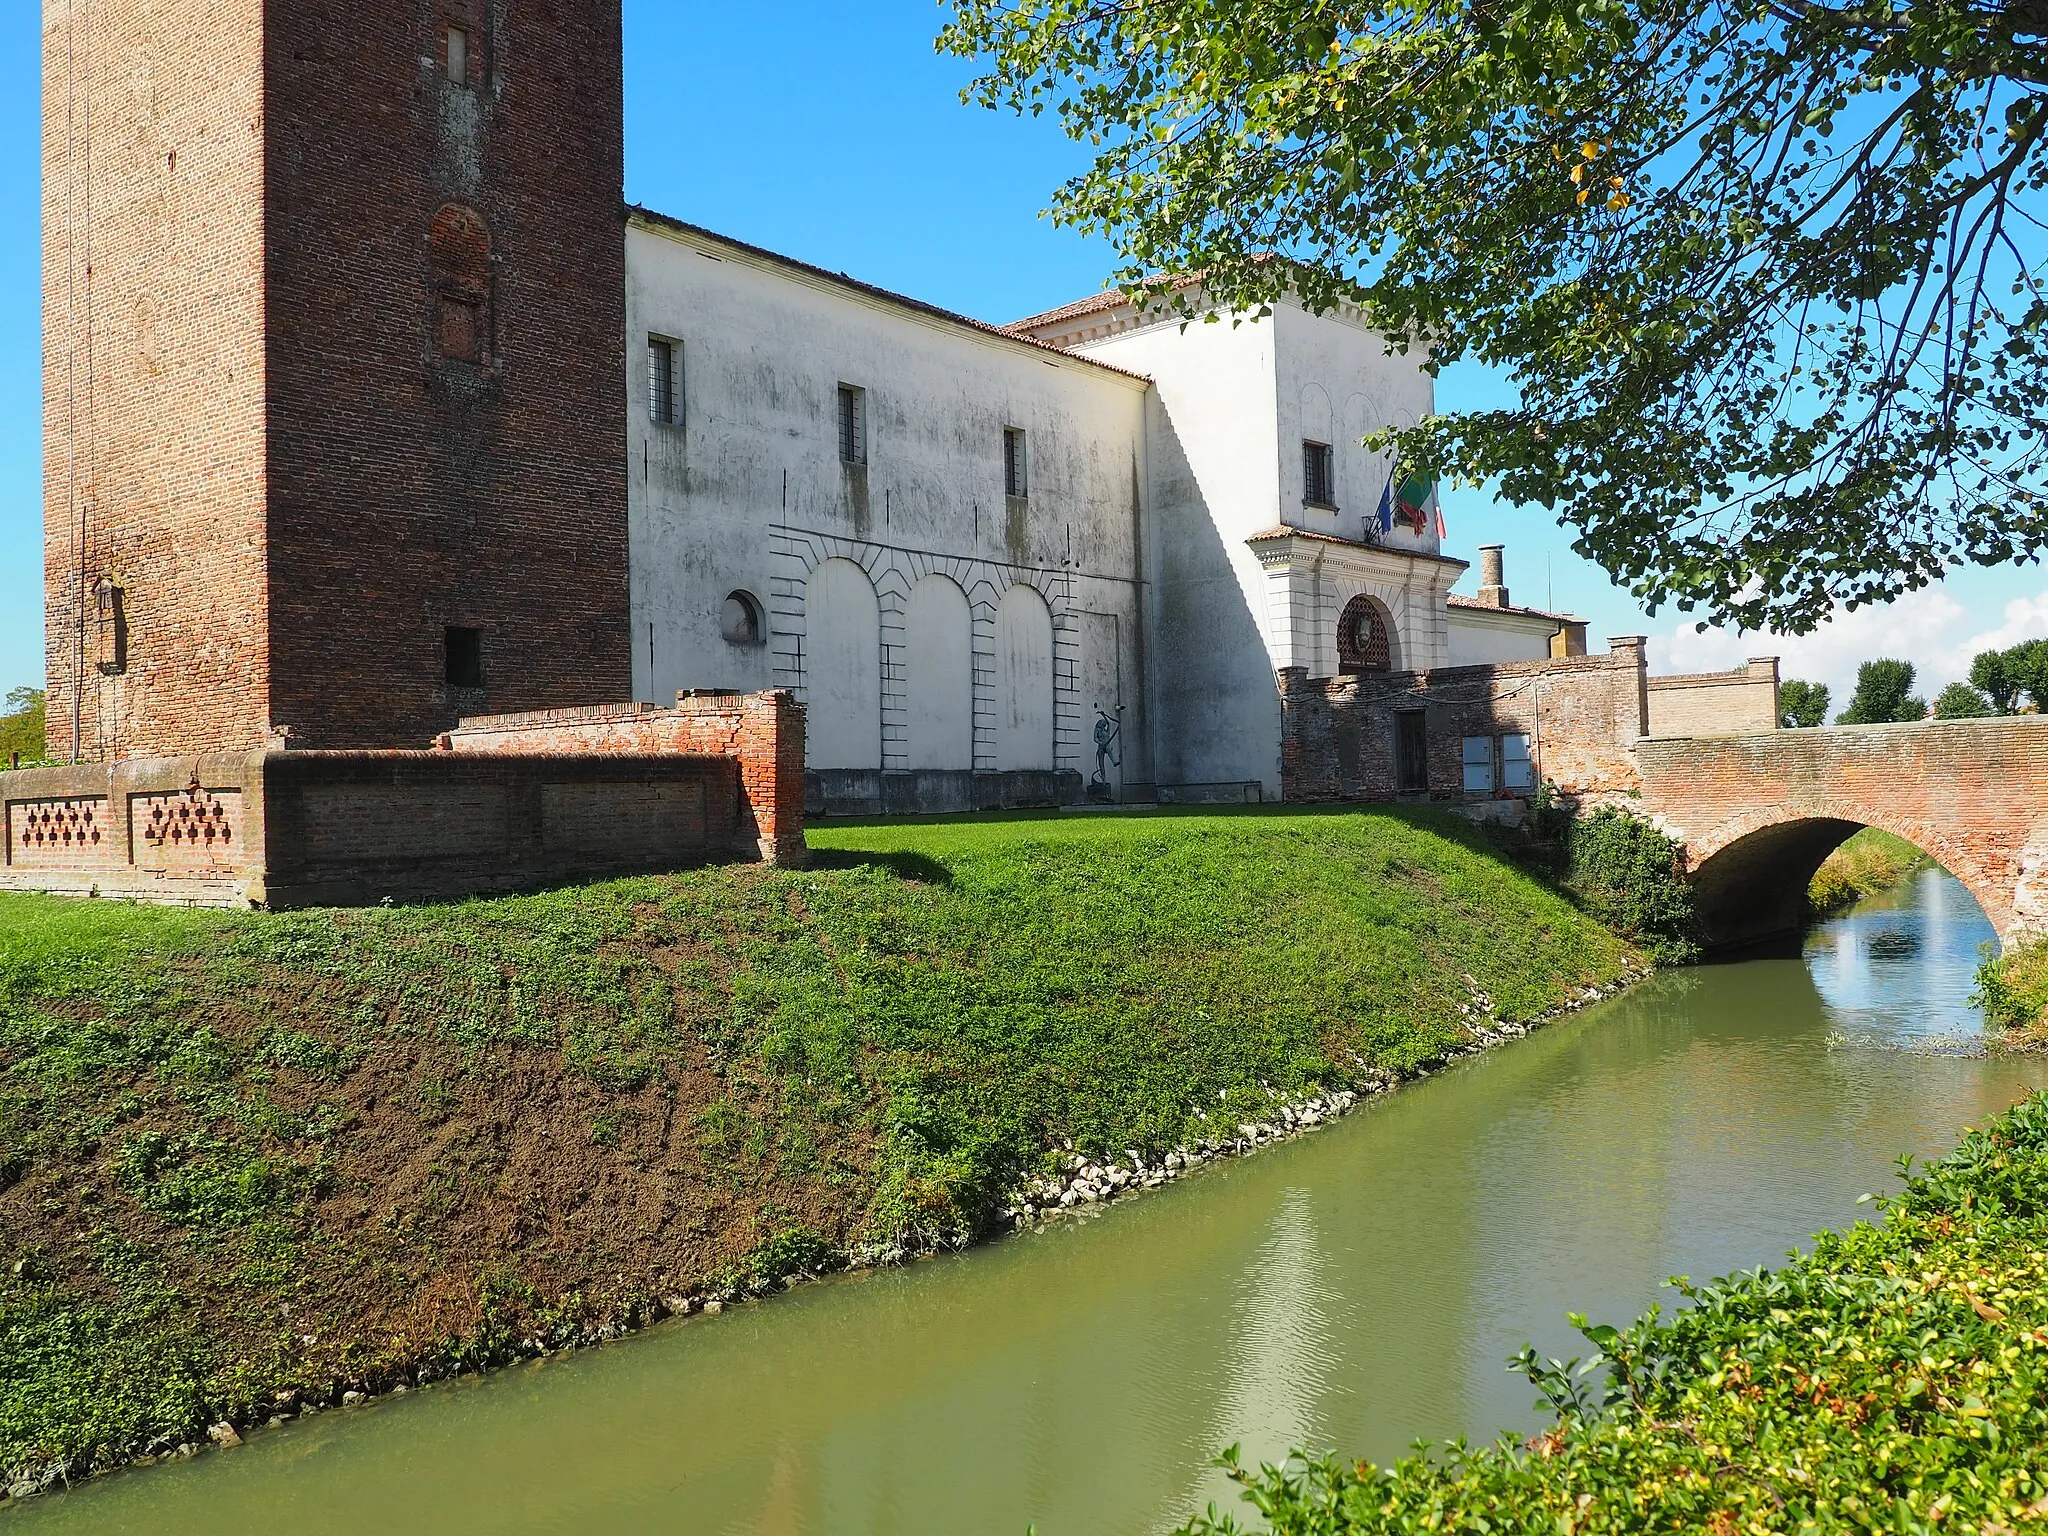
[1337,594,1395,676]
[721,590,764,646]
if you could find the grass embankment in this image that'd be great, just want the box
[1807,828,1929,917]
[1182,1090,2048,1536]
[0,807,1635,1490]
[1978,941,2048,1050]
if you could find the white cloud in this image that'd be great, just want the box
[1646,585,2048,708]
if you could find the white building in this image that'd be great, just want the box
[623,208,1584,812]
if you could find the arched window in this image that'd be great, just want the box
[1337,595,1394,675]
[429,204,491,363]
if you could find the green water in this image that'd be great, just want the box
[13,868,2040,1536]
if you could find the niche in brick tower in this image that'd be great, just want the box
[430,205,492,365]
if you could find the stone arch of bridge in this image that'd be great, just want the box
[1681,799,2018,955]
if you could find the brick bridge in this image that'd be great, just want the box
[1636,717,2048,953]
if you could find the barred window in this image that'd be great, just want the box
[1004,427,1028,498]
[1303,440,1336,508]
[648,337,678,425]
[838,384,867,464]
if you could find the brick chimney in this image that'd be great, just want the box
[1477,545,1509,608]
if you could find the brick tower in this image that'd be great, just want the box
[42,0,631,759]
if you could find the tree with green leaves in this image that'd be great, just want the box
[1933,680,1995,718]
[1778,679,1830,728]
[1969,638,2048,712]
[944,0,2048,634]
[1836,659,1926,724]
[1971,647,2028,712]
[0,686,45,766]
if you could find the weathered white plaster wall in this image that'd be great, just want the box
[625,216,1152,783]
[1447,607,1561,666]
[1065,300,1450,794]
[1270,303,1440,558]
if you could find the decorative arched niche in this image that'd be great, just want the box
[1337,594,1396,675]
[429,204,491,363]
[995,583,1056,771]
[905,574,974,770]
[804,558,882,770]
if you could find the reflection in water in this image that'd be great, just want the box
[16,872,2041,1536]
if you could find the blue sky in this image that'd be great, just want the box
[4,0,2043,708]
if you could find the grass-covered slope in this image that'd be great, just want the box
[0,807,1634,1487]
[1180,1090,2048,1536]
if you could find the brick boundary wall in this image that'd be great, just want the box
[1278,640,1650,807]
[1639,717,2048,950]
[1645,658,1781,738]
[438,691,809,867]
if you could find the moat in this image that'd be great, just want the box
[13,866,2037,1536]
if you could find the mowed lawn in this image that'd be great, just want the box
[0,806,1636,1482]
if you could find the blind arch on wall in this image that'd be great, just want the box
[994,583,1055,772]
[1337,594,1396,675]
[905,574,974,770]
[805,558,882,770]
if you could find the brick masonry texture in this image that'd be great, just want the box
[1639,717,2048,950]
[0,739,765,908]
[1645,659,1781,738]
[44,0,632,761]
[439,691,810,867]
[1278,641,1651,807]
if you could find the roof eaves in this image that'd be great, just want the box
[627,205,1153,385]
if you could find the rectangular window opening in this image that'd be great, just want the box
[1004,426,1028,498]
[1462,735,1496,794]
[1501,732,1535,791]
[1304,440,1336,508]
[445,25,469,86]
[445,627,484,689]
[94,581,128,677]
[837,384,867,464]
[648,337,678,425]
[1395,712,1429,793]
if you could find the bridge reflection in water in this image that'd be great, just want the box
[9,876,2039,1536]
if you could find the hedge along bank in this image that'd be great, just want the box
[0,806,1643,1498]
[1178,1090,2048,1536]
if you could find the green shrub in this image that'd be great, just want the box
[1564,808,1698,963]
[1975,940,2048,1046]
[1805,828,1926,917]
[1179,1091,2048,1536]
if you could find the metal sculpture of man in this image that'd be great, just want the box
[1090,703,1124,803]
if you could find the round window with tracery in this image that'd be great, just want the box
[1338,595,1393,675]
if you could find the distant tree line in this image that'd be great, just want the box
[1779,643,2048,728]
[0,686,45,765]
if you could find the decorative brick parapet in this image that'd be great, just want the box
[2,754,271,903]
[438,690,809,867]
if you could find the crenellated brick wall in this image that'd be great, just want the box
[438,691,809,866]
